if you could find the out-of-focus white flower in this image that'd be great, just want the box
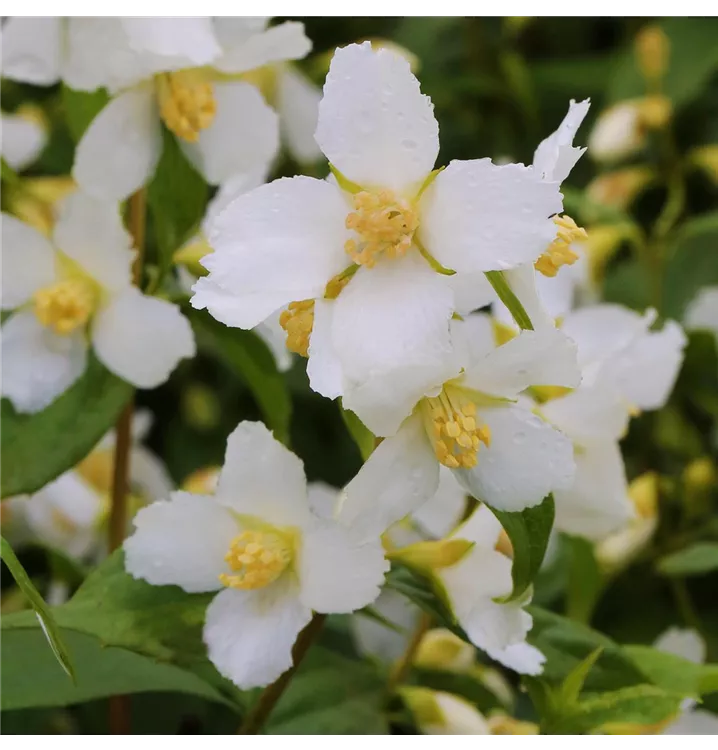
[685,286,718,344]
[276,64,323,164]
[338,314,578,538]
[1,107,47,171]
[25,17,314,200]
[124,421,388,689]
[400,686,491,734]
[1,192,195,412]
[192,42,562,406]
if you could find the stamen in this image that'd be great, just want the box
[535,215,587,278]
[219,529,293,590]
[33,277,97,335]
[279,300,315,357]
[156,70,216,143]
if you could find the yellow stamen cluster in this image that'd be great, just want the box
[219,529,292,590]
[157,71,216,143]
[422,388,491,469]
[535,215,587,278]
[279,300,315,357]
[33,277,97,335]
[344,190,418,267]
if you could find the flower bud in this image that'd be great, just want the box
[635,25,670,85]
[400,687,490,734]
[387,538,474,573]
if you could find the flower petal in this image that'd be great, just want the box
[685,286,718,337]
[215,421,310,527]
[486,642,545,676]
[255,312,293,373]
[180,81,279,186]
[665,709,718,735]
[124,491,236,593]
[339,413,440,540]
[412,467,467,539]
[204,580,311,690]
[121,18,221,65]
[532,99,590,183]
[351,588,420,662]
[1,214,56,310]
[462,327,580,399]
[1,112,47,171]
[655,627,705,664]
[306,481,340,520]
[129,445,175,502]
[307,299,344,400]
[449,504,502,549]
[298,517,388,613]
[1,311,87,414]
[456,404,575,512]
[73,87,162,201]
[553,441,633,540]
[277,65,322,163]
[1,17,62,85]
[92,288,195,388]
[194,176,349,329]
[316,42,439,192]
[419,159,563,273]
[213,20,312,74]
[53,192,134,293]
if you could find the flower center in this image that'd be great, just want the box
[219,528,293,590]
[534,215,587,278]
[156,70,216,143]
[33,277,97,335]
[420,387,491,469]
[344,189,419,268]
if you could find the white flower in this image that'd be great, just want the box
[1,109,47,171]
[124,421,388,690]
[685,286,718,343]
[59,17,311,200]
[338,313,578,538]
[1,192,195,412]
[276,64,323,164]
[192,42,563,403]
[401,687,492,735]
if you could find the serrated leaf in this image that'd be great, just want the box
[147,128,208,284]
[188,308,292,445]
[657,542,718,577]
[624,644,718,696]
[339,401,375,461]
[491,494,555,603]
[1,355,133,498]
[62,85,110,142]
[559,647,604,705]
[1,536,75,682]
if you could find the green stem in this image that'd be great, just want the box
[385,612,433,697]
[485,271,534,330]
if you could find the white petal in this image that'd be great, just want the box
[213,20,311,74]
[587,102,644,163]
[92,288,195,388]
[460,598,534,656]
[351,588,419,662]
[445,271,495,317]
[1,214,56,310]
[203,167,270,232]
[73,87,162,201]
[124,491,235,593]
[121,18,221,65]
[1,311,87,414]
[1,17,62,85]
[665,709,718,735]
[298,517,388,613]
[1,113,47,171]
[204,580,311,690]
[419,159,563,273]
[456,404,575,512]
[449,504,502,549]
[53,192,134,293]
[429,693,492,735]
[486,642,545,676]
[129,445,175,502]
[339,413,440,540]
[461,327,580,399]
[306,481,340,520]
[215,421,310,527]
[412,467,467,539]
[532,99,590,183]
[540,384,629,445]
[499,263,560,331]
[441,543,512,609]
[307,299,344,400]
[316,42,439,193]
[654,627,705,664]
[255,312,293,373]
[180,82,279,186]
[450,312,496,363]
[609,320,686,411]
[277,65,323,163]
[552,441,633,540]
[194,177,349,329]
[685,286,718,337]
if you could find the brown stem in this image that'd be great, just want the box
[385,612,433,696]
[107,188,146,732]
[237,613,327,735]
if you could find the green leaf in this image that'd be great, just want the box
[484,270,534,330]
[624,644,718,696]
[0,627,234,712]
[264,647,388,734]
[62,85,110,142]
[559,647,604,705]
[565,535,605,624]
[1,157,21,185]
[1,537,75,682]
[491,494,555,603]
[1,355,133,498]
[147,128,208,283]
[339,401,375,461]
[188,308,292,445]
[657,542,718,577]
